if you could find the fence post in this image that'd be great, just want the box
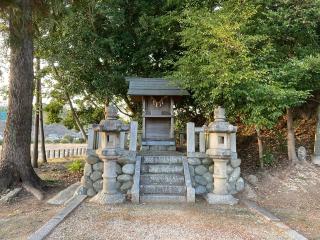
[199,132,206,153]
[187,122,195,153]
[129,121,138,152]
[119,132,126,149]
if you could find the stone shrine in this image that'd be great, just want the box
[76,78,244,204]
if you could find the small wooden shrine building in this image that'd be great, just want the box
[127,77,189,150]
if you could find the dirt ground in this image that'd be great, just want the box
[0,157,83,240]
[248,162,320,239]
[47,201,292,240]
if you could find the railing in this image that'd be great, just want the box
[42,147,87,159]
[0,145,87,160]
[187,122,207,154]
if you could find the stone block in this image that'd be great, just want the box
[209,165,214,173]
[206,182,213,192]
[195,185,207,195]
[87,188,96,197]
[93,179,103,192]
[188,158,201,165]
[84,163,92,177]
[195,165,208,175]
[298,146,307,162]
[203,172,213,183]
[93,162,103,171]
[195,175,207,186]
[205,193,238,205]
[228,167,240,183]
[90,171,102,182]
[116,163,122,175]
[120,181,133,192]
[117,174,133,182]
[202,158,212,165]
[81,176,93,189]
[86,154,100,164]
[230,158,241,168]
[227,165,233,175]
[236,177,245,192]
[122,164,135,175]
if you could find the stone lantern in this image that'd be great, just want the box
[205,106,238,205]
[91,104,129,204]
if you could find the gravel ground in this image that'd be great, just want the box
[47,200,291,240]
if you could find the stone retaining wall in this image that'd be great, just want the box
[187,153,244,195]
[78,150,136,198]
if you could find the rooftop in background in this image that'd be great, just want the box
[126,77,189,96]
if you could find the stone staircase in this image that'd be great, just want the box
[139,153,194,203]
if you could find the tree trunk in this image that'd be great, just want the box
[287,108,298,163]
[32,58,40,168]
[256,127,264,169]
[65,92,88,141]
[39,92,47,163]
[312,104,320,165]
[0,2,43,199]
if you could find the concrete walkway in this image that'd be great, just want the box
[47,200,294,240]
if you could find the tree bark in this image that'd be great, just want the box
[256,127,264,169]
[287,108,298,163]
[32,58,40,168]
[65,92,88,141]
[0,2,43,199]
[312,104,320,165]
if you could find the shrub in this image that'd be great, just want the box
[73,138,85,144]
[63,135,74,143]
[263,151,276,166]
[60,139,69,144]
[67,159,84,173]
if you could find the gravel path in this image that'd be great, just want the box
[47,200,291,240]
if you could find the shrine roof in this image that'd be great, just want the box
[126,77,189,96]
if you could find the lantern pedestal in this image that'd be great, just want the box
[91,156,125,204]
[205,193,238,205]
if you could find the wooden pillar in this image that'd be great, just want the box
[170,97,174,139]
[142,96,146,139]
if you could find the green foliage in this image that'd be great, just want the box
[262,150,276,167]
[62,134,74,143]
[44,100,63,124]
[67,159,84,173]
[172,0,320,130]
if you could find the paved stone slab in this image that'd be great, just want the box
[47,182,81,205]
[242,199,308,240]
[28,195,87,240]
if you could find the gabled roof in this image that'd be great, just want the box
[126,77,189,96]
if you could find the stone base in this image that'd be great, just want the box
[205,193,238,205]
[90,191,125,204]
[312,155,320,166]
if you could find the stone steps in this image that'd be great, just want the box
[140,194,187,203]
[143,156,184,164]
[140,184,186,195]
[139,154,188,203]
[140,174,185,185]
[141,164,184,174]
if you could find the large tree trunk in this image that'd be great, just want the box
[256,127,264,169]
[65,92,88,141]
[32,58,41,168]
[312,104,320,165]
[0,2,43,199]
[287,108,298,163]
